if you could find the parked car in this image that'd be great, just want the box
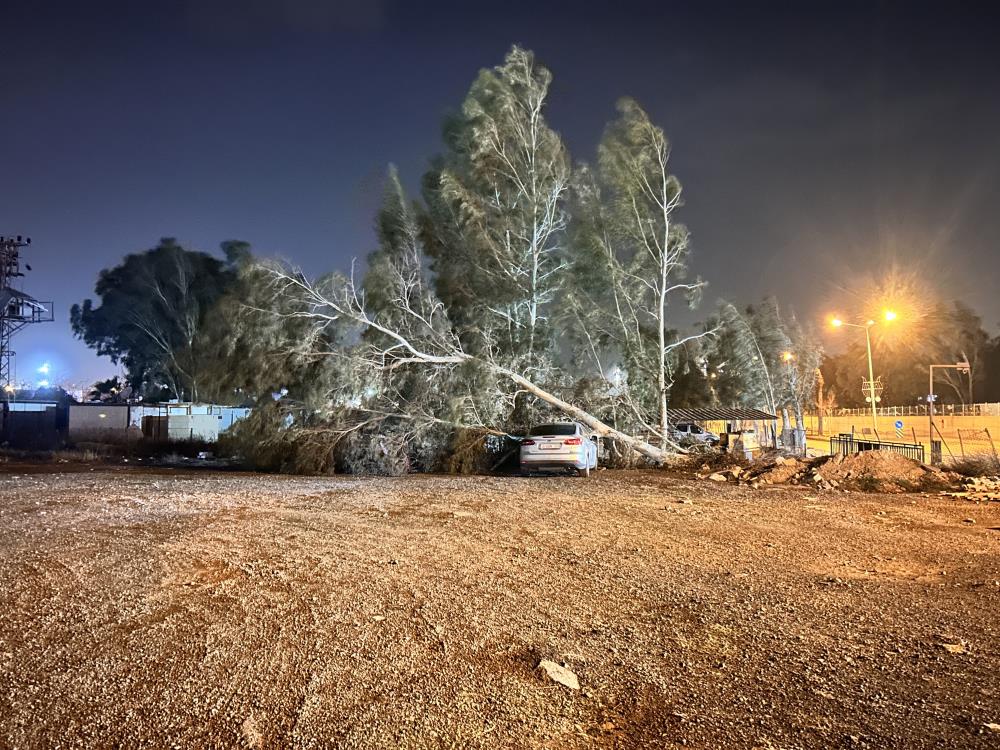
[671,422,719,445]
[520,422,599,476]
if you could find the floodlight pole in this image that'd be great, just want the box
[838,319,878,433]
[864,323,877,433]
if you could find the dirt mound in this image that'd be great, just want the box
[819,451,935,492]
[742,450,960,493]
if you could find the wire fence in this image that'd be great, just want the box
[820,403,1000,418]
[952,428,1000,471]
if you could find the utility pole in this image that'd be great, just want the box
[1,235,54,391]
[928,361,971,465]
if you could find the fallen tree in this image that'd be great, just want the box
[261,262,680,464]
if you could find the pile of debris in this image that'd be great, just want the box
[698,450,961,494]
[942,475,1000,502]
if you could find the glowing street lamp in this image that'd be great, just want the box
[829,311,899,434]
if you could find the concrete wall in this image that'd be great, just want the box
[803,413,1000,441]
[68,404,131,441]
[166,414,219,442]
[142,413,220,442]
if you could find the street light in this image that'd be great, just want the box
[829,311,898,435]
[927,361,971,464]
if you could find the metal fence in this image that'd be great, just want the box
[830,433,925,463]
[820,402,1000,418]
[954,428,1000,467]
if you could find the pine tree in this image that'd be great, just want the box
[421,46,570,377]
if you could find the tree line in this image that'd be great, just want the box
[70,46,998,472]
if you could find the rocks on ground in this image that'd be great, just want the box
[536,660,580,690]
[699,450,968,495]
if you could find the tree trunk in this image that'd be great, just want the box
[502,367,674,463]
[657,221,670,446]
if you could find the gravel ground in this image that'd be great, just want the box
[1,466,998,748]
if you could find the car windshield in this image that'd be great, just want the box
[528,423,577,437]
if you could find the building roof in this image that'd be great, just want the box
[668,407,777,422]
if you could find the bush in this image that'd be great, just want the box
[602,438,644,469]
[947,455,1000,477]
[334,429,410,476]
[856,471,880,492]
[444,429,516,474]
[218,403,337,474]
[219,402,463,476]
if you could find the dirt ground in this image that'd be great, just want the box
[1,465,999,749]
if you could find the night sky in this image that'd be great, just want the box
[3,1,999,385]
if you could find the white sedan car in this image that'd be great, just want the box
[519,422,598,476]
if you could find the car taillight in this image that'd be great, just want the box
[563,437,582,445]
[521,439,535,446]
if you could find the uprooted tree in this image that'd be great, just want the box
[246,47,718,466]
[73,45,804,472]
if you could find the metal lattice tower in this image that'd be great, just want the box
[1,235,53,388]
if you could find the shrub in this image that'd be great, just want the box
[947,456,1000,478]
[856,472,880,492]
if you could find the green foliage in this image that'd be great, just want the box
[707,298,822,420]
[86,376,125,402]
[560,98,705,437]
[70,238,239,401]
[197,260,350,408]
[421,45,570,369]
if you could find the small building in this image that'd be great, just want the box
[667,406,779,456]
[135,402,251,443]
[141,413,220,442]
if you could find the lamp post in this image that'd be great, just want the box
[927,361,971,464]
[831,310,897,435]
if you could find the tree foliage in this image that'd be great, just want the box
[70,238,240,401]
[421,46,570,376]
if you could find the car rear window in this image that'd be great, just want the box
[528,423,577,437]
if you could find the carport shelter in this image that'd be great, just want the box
[667,407,778,449]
